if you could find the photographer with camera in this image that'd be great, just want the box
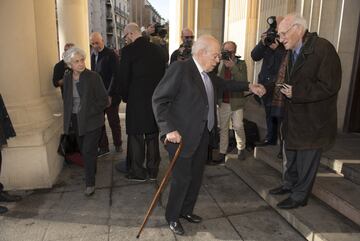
[212,41,248,164]
[170,28,194,64]
[251,16,286,148]
[143,23,169,65]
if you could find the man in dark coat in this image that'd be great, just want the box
[152,35,266,235]
[268,13,342,209]
[90,32,122,155]
[0,94,21,214]
[52,43,74,96]
[251,16,286,146]
[170,28,194,64]
[118,23,166,181]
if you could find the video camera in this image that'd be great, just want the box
[221,50,240,61]
[152,22,167,38]
[264,16,279,46]
[178,37,193,60]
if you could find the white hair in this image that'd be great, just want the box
[63,47,86,67]
[289,12,308,30]
[192,35,218,55]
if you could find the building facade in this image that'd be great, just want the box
[88,0,130,49]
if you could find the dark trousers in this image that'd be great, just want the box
[264,104,278,143]
[99,104,122,149]
[0,151,3,191]
[283,147,322,202]
[127,133,161,179]
[165,127,209,222]
[71,114,102,187]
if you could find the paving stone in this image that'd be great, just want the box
[0,217,49,241]
[42,222,108,241]
[177,217,240,241]
[203,171,268,216]
[229,209,306,241]
[109,225,175,241]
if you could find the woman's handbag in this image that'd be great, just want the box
[57,133,78,157]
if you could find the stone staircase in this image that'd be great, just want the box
[226,146,360,241]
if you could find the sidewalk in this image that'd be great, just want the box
[0,120,305,241]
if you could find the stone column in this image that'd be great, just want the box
[0,0,63,190]
[197,0,225,42]
[56,0,91,68]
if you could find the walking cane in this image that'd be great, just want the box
[136,140,183,239]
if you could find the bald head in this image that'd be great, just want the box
[278,13,307,50]
[181,28,194,43]
[192,35,221,72]
[124,23,142,44]
[90,32,104,53]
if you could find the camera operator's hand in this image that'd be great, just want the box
[224,57,235,68]
[260,33,267,45]
[269,40,279,50]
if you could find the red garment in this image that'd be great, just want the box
[222,67,232,103]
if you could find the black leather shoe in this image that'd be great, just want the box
[255,140,277,147]
[210,154,225,166]
[181,213,202,223]
[269,186,291,195]
[0,191,22,202]
[169,221,185,235]
[0,205,8,214]
[277,197,307,209]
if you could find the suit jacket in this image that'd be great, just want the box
[63,69,108,136]
[119,37,166,134]
[152,58,249,158]
[0,94,16,146]
[91,46,120,105]
[52,59,70,95]
[282,32,341,151]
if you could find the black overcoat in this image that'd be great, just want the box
[119,37,166,135]
[282,32,342,150]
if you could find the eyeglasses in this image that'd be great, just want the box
[123,33,129,39]
[278,24,298,38]
[184,36,194,39]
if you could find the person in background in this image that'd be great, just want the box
[213,41,248,164]
[117,23,166,181]
[170,28,194,63]
[90,32,122,156]
[0,94,21,214]
[251,16,286,147]
[268,13,341,209]
[63,47,109,196]
[52,43,75,96]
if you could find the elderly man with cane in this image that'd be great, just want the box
[152,35,266,235]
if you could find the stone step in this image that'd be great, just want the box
[342,163,360,185]
[255,145,360,227]
[226,154,360,241]
[320,133,360,184]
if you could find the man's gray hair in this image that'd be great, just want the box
[192,35,218,55]
[289,13,308,30]
[63,47,86,66]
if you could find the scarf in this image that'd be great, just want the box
[271,51,290,118]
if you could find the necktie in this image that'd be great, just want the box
[202,71,215,130]
[292,51,298,65]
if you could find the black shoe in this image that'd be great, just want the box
[125,174,146,182]
[238,150,245,160]
[0,191,22,202]
[97,148,110,157]
[0,205,8,214]
[210,153,225,166]
[255,140,276,147]
[269,186,291,195]
[180,213,202,223]
[168,221,185,235]
[277,197,307,209]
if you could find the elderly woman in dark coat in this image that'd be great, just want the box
[63,47,109,196]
